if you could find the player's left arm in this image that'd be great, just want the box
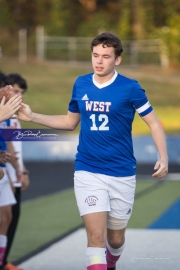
[7,141,22,183]
[141,110,168,179]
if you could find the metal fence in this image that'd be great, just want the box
[36,26,169,67]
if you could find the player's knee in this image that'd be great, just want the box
[0,211,12,228]
[108,235,125,249]
[88,229,106,246]
[107,216,127,248]
[107,216,128,230]
[5,210,12,226]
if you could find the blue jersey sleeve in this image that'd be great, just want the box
[68,80,80,113]
[130,80,153,117]
[0,136,7,168]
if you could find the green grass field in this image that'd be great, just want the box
[9,179,180,263]
[1,58,180,134]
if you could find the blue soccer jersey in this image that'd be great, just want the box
[0,119,10,167]
[68,71,153,176]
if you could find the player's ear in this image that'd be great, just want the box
[115,56,122,66]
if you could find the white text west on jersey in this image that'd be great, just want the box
[85,101,112,112]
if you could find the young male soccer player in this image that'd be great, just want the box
[0,140,20,270]
[0,73,22,270]
[2,73,29,270]
[17,32,168,270]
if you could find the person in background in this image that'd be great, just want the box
[0,72,22,270]
[2,73,29,270]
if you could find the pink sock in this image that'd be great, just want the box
[106,248,120,268]
[87,264,107,270]
[0,247,6,265]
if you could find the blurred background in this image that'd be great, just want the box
[0,0,180,267]
[0,0,180,66]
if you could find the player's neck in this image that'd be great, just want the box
[94,70,115,85]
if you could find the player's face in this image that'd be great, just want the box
[92,44,122,80]
[10,84,25,99]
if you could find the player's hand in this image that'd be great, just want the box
[0,151,11,163]
[152,159,168,179]
[0,95,22,121]
[8,151,19,164]
[17,102,33,122]
[21,173,30,191]
[0,85,12,102]
[0,167,4,180]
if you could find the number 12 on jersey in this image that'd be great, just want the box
[89,114,109,131]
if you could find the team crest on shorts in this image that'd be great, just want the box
[85,196,98,206]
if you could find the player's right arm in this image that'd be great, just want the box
[17,103,80,130]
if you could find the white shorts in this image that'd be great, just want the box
[0,168,16,207]
[74,170,136,220]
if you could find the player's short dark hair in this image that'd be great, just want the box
[0,71,8,87]
[6,73,27,92]
[90,32,123,59]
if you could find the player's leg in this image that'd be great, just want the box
[106,175,136,269]
[0,206,12,234]
[74,171,110,270]
[3,187,22,270]
[0,205,12,268]
[106,221,127,270]
[83,212,107,270]
[0,174,16,270]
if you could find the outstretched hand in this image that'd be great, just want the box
[0,95,22,121]
[17,102,33,122]
[152,159,168,179]
[0,85,12,102]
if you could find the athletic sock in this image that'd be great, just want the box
[106,241,125,268]
[86,247,107,270]
[0,235,7,265]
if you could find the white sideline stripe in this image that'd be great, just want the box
[136,101,151,113]
[19,228,180,270]
[166,173,180,181]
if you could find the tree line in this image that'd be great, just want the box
[0,0,179,64]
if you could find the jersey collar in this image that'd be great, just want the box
[92,70,118,89]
